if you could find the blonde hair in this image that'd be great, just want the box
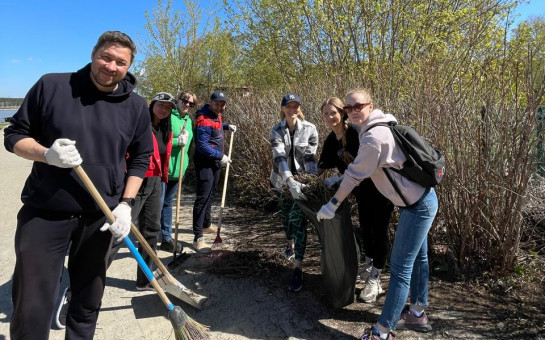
[280,103,305,121]
[345,87,373,104]
[321,97,351,165]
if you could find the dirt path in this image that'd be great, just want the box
[0,144,543,340]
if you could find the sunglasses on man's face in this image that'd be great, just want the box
[343,102,370,113]
[179,98,195,108]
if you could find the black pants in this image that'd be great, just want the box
[11,205,112,340]
[109,176,162,287]
[192,162,220,241]
[354,178,395,269]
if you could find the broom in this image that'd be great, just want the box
[214,130,235,244]
[73,165,209,340]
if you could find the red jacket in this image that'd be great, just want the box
[145,131,173,183]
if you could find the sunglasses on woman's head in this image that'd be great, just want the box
[179,98,195,108]
[343,102,370,113]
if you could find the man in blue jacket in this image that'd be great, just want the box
[3,31,153,340]
[192,90,236,253]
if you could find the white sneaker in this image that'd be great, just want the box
[192,237,211,254]
[359,277,383,303]
[358,262,372,283]
[55,286,70,329]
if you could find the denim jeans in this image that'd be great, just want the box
[378,188,438,330]
[160,181,179,242]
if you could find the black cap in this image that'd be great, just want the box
[210,90,228,102]
[281,93,301,106]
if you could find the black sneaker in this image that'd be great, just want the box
[55,286,70,329]
[288,267,303,292]
[136,283,154,291]
[159,239,182,253]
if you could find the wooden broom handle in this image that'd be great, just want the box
[73,165,173,308]
[74,166,175,280]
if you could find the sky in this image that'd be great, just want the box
[0,0,544,98]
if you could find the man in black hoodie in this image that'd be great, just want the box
[3,31,153,340]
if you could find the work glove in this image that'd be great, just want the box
[323,174,344,190]
[44,138,82,168]
[228,124,237,132]
[177,129,189,147]
[287,178,307,200]
[317,201,337,221]
[100,204,132,242]
[220,154,231,167]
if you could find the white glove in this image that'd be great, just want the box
[323,174,344,190]
[317,202,337,221]
[287,178,307,200]
[44,138,82,168]
[220,154,231,167]
[228,124,237,132]
[100,204,132,242]
[177,129,189,146]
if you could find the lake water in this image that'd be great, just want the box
[0,109,17,120]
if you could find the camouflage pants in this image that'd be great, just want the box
[278,192,307,261]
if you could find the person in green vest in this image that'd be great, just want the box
[159,91,197,252]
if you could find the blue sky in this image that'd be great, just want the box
[1,0,543,98]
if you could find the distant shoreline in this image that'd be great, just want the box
[0,108,19,110]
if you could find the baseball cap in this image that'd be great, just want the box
[210,90,228,102]
[151,92,177,110]
[281,93,301,106]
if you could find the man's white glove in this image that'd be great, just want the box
[44,138,82,168]
[220,154,231,167]
[228,124,237,132]
[177,129,189,147]
[287,178,307,200]
[323,174,344,190]
[100,204,132,242]
[317,201,337,221]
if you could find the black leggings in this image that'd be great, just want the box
[354,178,394,269]
[193,163,220,240]
[108,176,162,287]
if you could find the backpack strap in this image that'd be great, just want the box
[383,168,410,207]
[365,121,410,207]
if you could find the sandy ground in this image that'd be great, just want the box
[0,143,364,340]
[3,137,543,340]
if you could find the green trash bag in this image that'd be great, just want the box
[297,201,359,308]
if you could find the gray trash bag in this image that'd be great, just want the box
[297,201,359,308]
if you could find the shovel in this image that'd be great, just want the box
[214,131,235,244]
[74,165,207,309]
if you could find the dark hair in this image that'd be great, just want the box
[92,31,137,63]
[177,91,198,107]
[321,97,351,165]
[150,103,172,145]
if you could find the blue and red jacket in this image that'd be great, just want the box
[194,103,229,166]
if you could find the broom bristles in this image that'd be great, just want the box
[169,306,209,340]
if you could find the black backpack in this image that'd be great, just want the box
[365,121,445,204]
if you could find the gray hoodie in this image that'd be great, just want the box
[338,109,426,207]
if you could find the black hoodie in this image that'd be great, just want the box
[4,63,153,213]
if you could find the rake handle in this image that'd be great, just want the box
[73,165,174,309]
[217,131,235,231]
[173,145,185,257]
